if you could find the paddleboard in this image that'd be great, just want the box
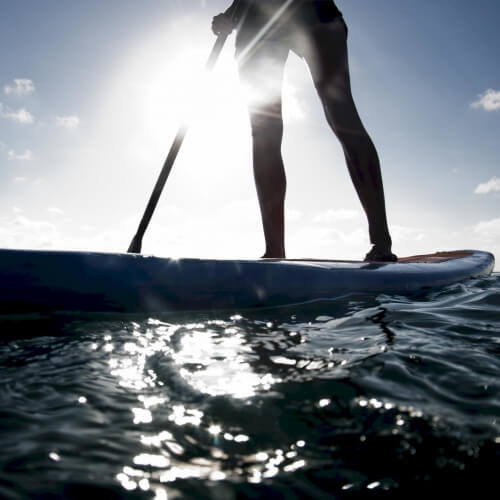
[0,248,494,314]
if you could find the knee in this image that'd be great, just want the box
[315,76,351,110]
[319,100,372,154]
[337,128,371,152]
[249,111,283,146]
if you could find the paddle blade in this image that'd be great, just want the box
[127,234,142,254]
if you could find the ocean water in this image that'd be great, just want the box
[0,274,499,499]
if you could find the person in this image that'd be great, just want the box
[212,0,397,261]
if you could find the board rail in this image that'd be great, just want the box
[0,248,494,314]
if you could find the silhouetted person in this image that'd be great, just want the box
[212,0,397,261]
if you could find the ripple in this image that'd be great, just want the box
[0,275,498,498]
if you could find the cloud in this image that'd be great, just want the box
[470,218,500,270]
[0,102,34,124]
[286,208,303,222]
[288,224,369,259]
[48,207,64,214]
[473,217,500,240]
[391,224,428,242]
[282,78,305,123]
[55,115,80,129]
[474,176,500,194]
[8,149,33,161]
[0,213,114,252]
[13,177,27,183]
[3,78,35,96]
[0,215,58,249]
[313,208,361,223]
[471,89,500,111]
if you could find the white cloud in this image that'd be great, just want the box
[0,102,34,124]
[48,207,63,214]
[13,177,27,183]
[313,208,361,224]
[391,224,428,242]
[282,78,305,123]
[55,115,80,129]
[286,207,303,222]
[0,215,58,249]
[473,217,500,240]
[8,149,33,161]
[471,89,500,111]
[3,78,35,96]
[288,224,369,259]
[474,176,500,194]
[471,218,500,270]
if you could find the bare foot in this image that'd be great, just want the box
[261,252,285,259]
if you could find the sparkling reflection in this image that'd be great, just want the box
[168,405,203,426]
[118,441,309,488]
[171,325,277,398]
[105,311,397,497]
[106,317,300,495]
[103,316,316,495]
[0,275,494,499]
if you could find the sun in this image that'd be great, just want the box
[81,16,260,256]
[106,20,251,181]
[81,14,308,257]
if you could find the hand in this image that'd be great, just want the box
[212,13,234,36]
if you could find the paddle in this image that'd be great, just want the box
[127,32,231,254]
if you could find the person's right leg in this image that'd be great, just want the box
[296,19,396,261]
[238,43,289,258]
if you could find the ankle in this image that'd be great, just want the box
[261,249,285,259]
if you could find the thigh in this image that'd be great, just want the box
[237,40,289,125]
[295,19,365,136]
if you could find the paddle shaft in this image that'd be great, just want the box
[127,33,228,254]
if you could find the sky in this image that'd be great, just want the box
[1,0,499,269]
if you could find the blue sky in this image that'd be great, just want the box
[1,0,499,268]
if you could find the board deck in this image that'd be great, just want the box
[263,251,475,264]
[0,248,494,314]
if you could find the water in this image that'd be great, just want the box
[0,275,499,499]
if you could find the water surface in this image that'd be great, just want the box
[0,275,499,498]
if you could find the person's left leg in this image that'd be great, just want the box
[238,42,289,258]
[295,19,396,261]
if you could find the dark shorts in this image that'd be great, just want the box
[236,14,349,114]
[235,0,345,52]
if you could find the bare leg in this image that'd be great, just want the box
[238,44,289,258]
[297,19,396,260]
